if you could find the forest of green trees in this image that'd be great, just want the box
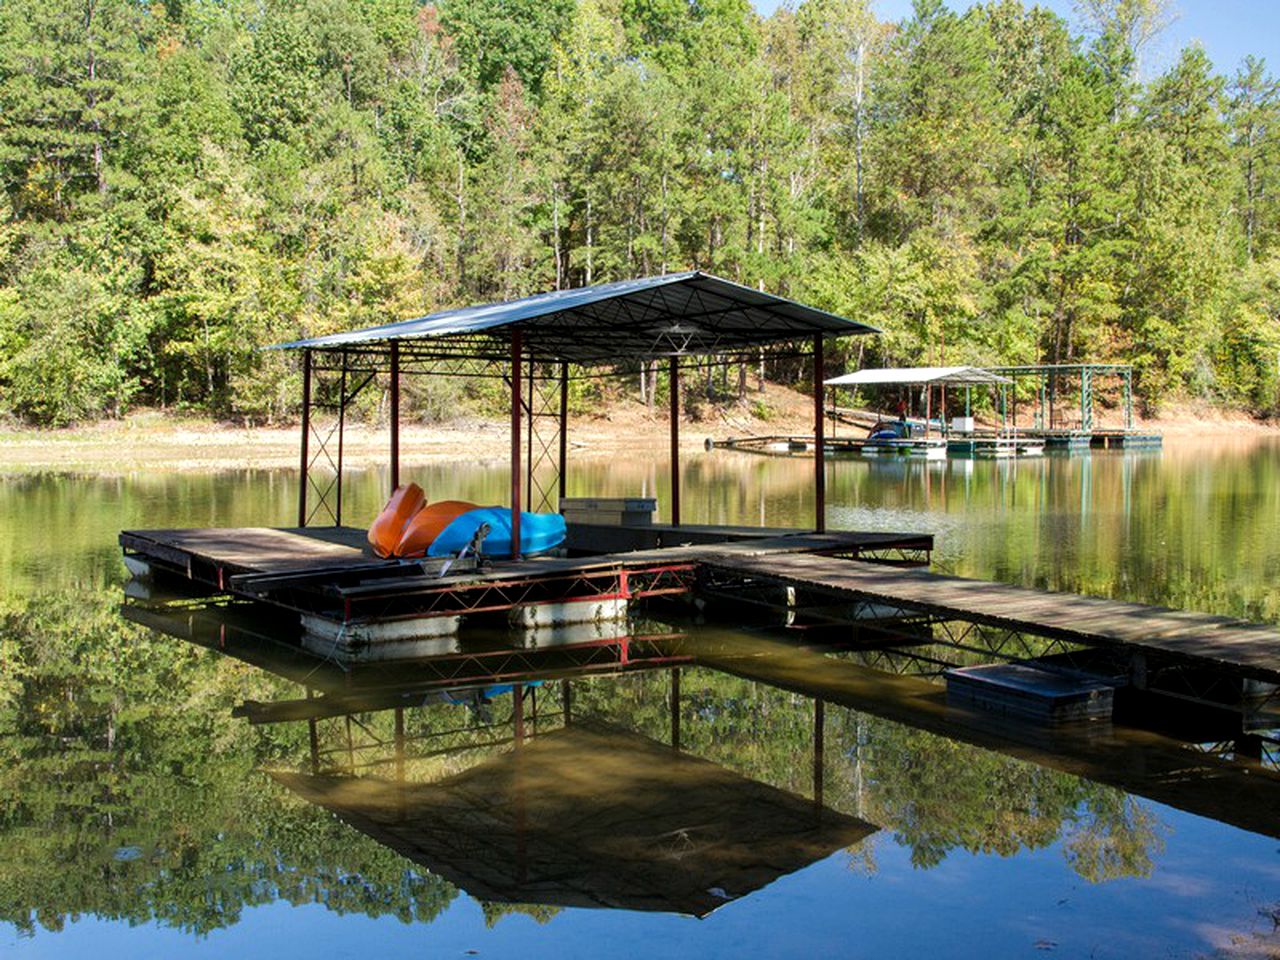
[1,0,1278,426]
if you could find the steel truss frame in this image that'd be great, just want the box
[695,564,1276,725]
[524,361,565,513]
[303,562,700,624]
[299,350,380,526]
[295,326,833,539]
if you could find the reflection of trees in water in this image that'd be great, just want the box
[580,671,1165,882]
[0,591,458,936]
[842,712,1166,879]
[480,902,561,928]
[0,595,1169,938]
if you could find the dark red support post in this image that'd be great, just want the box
[389,341,401,493]
[526,356,535,499]
[510,331,523,559]
[335,349,347,526]
[813,335,826,533]
[298,348,312,527]
[558,361,569,504]
[669,355,681,527]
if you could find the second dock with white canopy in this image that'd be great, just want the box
[823,365,1012,439]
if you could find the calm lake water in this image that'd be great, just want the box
[2,439,1279,958]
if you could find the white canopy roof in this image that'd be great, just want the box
[824,366,1011,387]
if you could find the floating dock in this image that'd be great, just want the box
[1017,428,1163,449]
[119,524,934,657]
[707,433,1045,459]
[699,550,1280,737]
[709,430,1163,458]
[122,519,1280,734]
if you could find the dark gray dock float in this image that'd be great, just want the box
[945,663,1116,724]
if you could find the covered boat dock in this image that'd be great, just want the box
[122,272,939,651]
[120,274,1277,748]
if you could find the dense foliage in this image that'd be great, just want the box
[1,0,1278,425]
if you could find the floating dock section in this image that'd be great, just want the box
[119,524,934,658]
[708,433,1045,459]
[123,519,1280,739]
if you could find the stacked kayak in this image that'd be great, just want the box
[366,485,565,559]
[367,484,428,557]
[397,500,479,556]
[428,506,567,559]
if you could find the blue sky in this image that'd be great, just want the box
[752,1,1280,79]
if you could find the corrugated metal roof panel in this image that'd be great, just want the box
[270,271,876,362]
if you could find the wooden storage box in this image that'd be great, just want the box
[560,497,656,527]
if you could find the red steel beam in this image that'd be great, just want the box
[511,330,523,559]
[813,334,826,533]
[669,355,681,526]
[389,341,400,493]
[298,348,312,527]
[558,361,569,503]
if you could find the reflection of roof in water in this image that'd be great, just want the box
[271,722,876,918]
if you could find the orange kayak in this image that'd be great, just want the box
[367,483,426,558]
[395,500,480,557]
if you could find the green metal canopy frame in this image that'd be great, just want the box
[986,364,1136,433]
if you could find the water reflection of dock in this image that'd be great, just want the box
[122,576,1280,918]
[272,723,875,918]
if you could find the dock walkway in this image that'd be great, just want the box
[707,552,1280,682]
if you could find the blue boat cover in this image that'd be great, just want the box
[427,507,567,558]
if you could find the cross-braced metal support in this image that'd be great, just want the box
[525,360,566,513]
[297,348,379,527]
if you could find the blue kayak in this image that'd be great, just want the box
[426,506,567,558]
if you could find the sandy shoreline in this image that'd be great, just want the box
[0,396,1275,473]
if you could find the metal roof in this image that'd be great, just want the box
[824,366,1012,387]
[271,271,877,363]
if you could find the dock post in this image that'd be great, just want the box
[558,361,569,503]
[669,355,681,527]
[511,330,523,559]
[336,348,347,526]
[298,349,312,528]
[526,355,535,500]
[813,335,825,533]
[389,341,400,493]
[1124,367,1133,430]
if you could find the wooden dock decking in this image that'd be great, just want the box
[121,526,370,577]
[120,524,933,627]
[121,523,1280,689]
[706,552,1280,683]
